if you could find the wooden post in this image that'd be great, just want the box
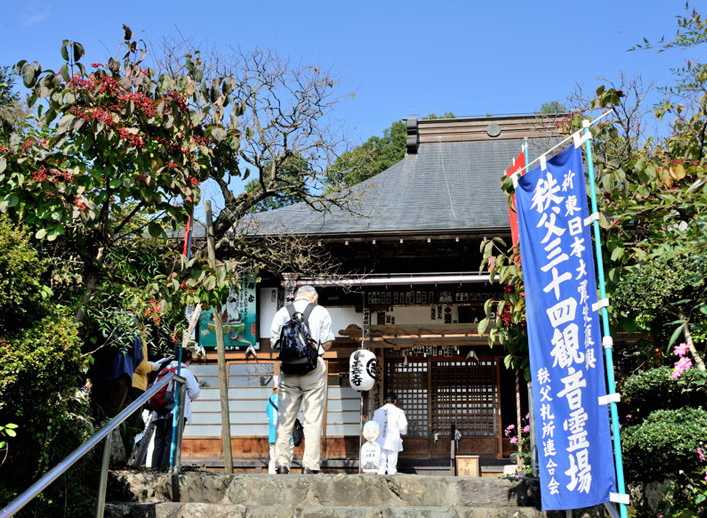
[515,370,523,468]
[205,201,233,474]
[321,359,329,462]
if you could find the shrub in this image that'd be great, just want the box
[0,215,49,335]
[623,407,707,484]
[0,309,93,512]
[621,367,707,423]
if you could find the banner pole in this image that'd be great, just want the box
[581,120,629,518]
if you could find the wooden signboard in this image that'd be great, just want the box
[455,455,480,477]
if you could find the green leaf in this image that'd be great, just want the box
[46,225,64,242]
[59,64,70,82]
[72,42,85,62]
[61,40,70,61]
[610,246,624,261]
[668,322,686,348]
[4,194,19,208]
[504,355,513,369]
[21,62,40,88]
[477,318,489,335]
[35,228,47,240]
[148,221,164,238]
[5,429,16,438]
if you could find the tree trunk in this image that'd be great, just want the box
[682,318,706,371]
[206,201,234,473]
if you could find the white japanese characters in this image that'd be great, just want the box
[531,167,596,496]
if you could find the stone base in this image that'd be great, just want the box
[107,471,542,517]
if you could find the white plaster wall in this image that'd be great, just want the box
[258,291,361,339]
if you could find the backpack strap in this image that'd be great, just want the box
[285,303,296,318]
[302,303,316,324]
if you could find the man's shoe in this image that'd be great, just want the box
[275,465,289,474]
[303,468,320,474]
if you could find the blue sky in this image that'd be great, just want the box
[2,0,703,212]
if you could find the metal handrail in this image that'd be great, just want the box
[0,372,186,518]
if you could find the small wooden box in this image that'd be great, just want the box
[455,455,481,477]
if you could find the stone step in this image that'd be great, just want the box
[106,502,542,518]
[109,472,523,508]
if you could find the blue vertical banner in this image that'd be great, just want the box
[516,145,616,510]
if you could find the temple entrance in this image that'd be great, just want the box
[383,351,502,461]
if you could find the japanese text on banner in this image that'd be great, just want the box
[516,145,615,511]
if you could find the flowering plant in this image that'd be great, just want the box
[504,414,533,475]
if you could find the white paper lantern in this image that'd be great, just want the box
[349,349,377,391]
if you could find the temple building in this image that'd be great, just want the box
[182,113,566,473]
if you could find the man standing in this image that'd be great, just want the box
[373,394,408,475]
[271,285,334,474]
[265,377,280,474]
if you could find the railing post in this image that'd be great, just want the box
[95,433,112,518]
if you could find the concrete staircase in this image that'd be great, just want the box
[106,471,542,517]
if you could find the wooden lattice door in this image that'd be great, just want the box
[383,352,501,459]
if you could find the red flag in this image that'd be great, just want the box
[505,150,525,247]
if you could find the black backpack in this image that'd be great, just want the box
[276,303,319,375]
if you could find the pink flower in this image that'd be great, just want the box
[673,342,689,357]
[510,437,518,445]
[91,63,103,68]
[696,447,706,463]
[525,413,530,420]
[671,356,693,380]
[523,425,530,433]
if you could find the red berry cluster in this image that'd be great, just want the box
[500,305,512,327]
[118,91,156,118]
[189,176,199,187]
[117,128,145,148]
[143,298,162,325]
[191,135,209,146]
[70,106,115,126]
[166,91,187,112]
[31,166,74,184]
[73,196,88,212]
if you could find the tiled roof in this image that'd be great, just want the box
[239,137,555,237]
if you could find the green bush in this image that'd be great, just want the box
[623,407,707,484]
[621,367,707,423]
[0,215,49,336]
[0,310,94,512]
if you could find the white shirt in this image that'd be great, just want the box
[373,403,408,452]
[270,299,335,355]
[164,360,200,422]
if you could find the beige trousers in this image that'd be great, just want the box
[275,357,327,471]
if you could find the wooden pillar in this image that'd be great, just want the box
[321,359,329,461]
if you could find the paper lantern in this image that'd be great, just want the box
[349,349,377,391]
